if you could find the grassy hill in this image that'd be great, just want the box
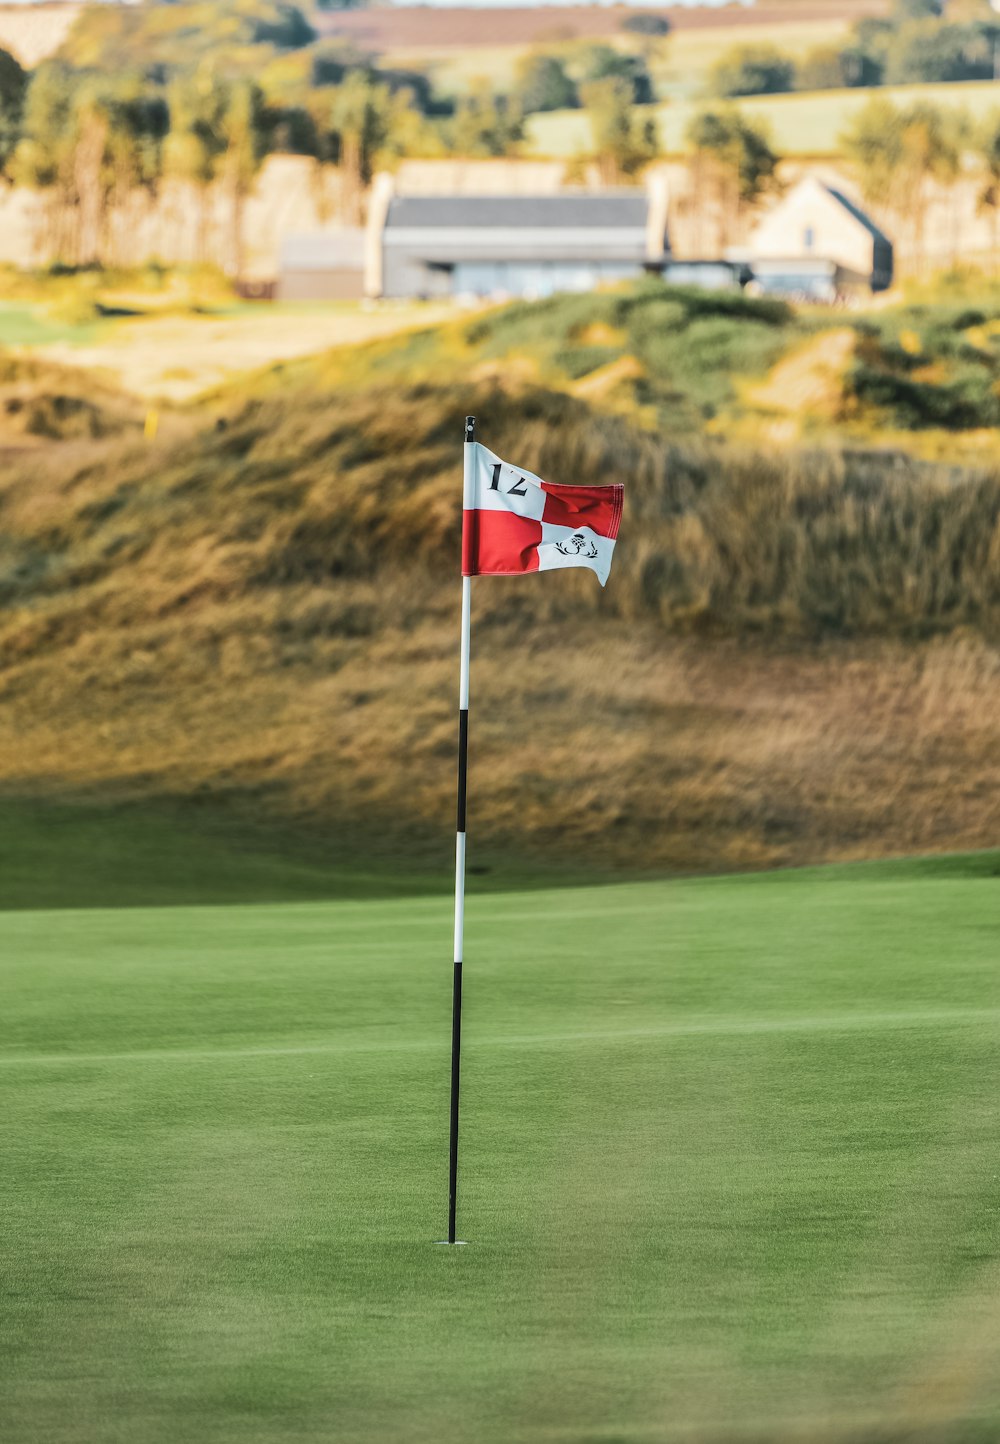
[3,283,1000,887]
[255,282,1000,458]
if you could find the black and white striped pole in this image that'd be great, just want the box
[443,414,475,1247]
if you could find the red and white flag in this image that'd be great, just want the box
[462,443,623,588]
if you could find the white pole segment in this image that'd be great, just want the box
[453,830,467,965]
[458,574,472,713]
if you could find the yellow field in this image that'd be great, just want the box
[527,79,1000,158]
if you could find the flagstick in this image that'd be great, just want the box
[445,414,475,1247]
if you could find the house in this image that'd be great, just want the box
[277,230,367,301]
[744,175,893,298]
[276,182,669,302]
[370,175,670,301]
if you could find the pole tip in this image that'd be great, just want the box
[465,416,476,442]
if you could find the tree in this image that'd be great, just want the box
[976,109,1000,270]
[686,106,780,251]
[893,0,943,18]
[323,72,399,220]
[621,15,671,37]
[514,54,578,114]
[165,72,228,262]
[895,102,962,267]
[450,91,523,159]
[216,78,269,279]
[0,46,25,178]
[842,97,963,273]
[581,76,658,185]
[60,0,316,74]
[796,43,881,91]
[709,43,795,98]
[581,44,654,105]
[840,96,901,212]
[621,13,671,70]
[15,64,167,265]
[885,19,1000,84]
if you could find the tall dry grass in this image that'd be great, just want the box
[0,378,998,874]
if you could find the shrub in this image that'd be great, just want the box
[515,54,578,114]
[709,44,796,98]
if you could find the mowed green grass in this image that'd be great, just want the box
[4,850,1000,1443]
[527,79,1000,159]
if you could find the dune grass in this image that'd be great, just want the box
[3,369,1000,878]
[3,851,1000,1443]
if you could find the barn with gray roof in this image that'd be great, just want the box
[376,188,670,301]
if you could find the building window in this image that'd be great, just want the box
[803,226,815,252]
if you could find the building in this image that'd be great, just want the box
[277,230,367,301]
[275,182,670,303]
[744,175,893,298]
[369,176,670,301]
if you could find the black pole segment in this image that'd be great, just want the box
[448,958,463,1244]
[456,710,469,833]
[466,415,476,443]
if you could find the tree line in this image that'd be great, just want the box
[0,0,675,271]
[1,0,999,281]
[709,0,1000,99]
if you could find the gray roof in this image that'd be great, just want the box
[824,185,892,249]
[385,194,649,230]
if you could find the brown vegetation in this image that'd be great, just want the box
[0,377,997,878]
[0,352,145,448]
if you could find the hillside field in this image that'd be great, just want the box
[385,17,853,103]
[4,848,1000,1443]
[527,79,1000,159]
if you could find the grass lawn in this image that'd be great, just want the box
[4,838,1000,1443]
[527,79,1000,159]
[0,303,106,349]
[17,299,456,400]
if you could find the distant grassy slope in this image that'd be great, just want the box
[386,17,852,102]
[255,282,1000,458]
[4,853,1000,1443]
[2,347,1000,878]
[528,79,1000,158]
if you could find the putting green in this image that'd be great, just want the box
[3,854,1000,1442]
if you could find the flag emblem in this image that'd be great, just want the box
[555,533,599,559]
[462,443,623,587]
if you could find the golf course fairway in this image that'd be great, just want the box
[3,854,1000,1443]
